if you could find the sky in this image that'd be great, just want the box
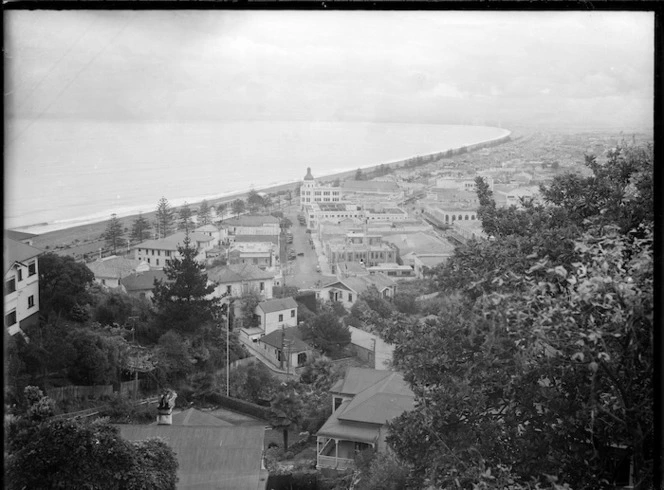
[4,10,654,129]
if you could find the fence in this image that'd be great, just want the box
[46,384,114,402]
[229,357,256,370]
[118,379,141,397]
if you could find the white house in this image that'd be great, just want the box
[207,263,275,300]
[133,232,215,269]
[257,327,312,372]
[319,274,397,310]
[194,224,222,246]
[254,297,298,336]
[4,238,42,336]
[220,215,280,237]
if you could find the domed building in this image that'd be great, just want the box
[299,167,343,209]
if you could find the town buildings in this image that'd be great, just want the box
[256,326,312,372]
[119,269,169,302]
[207,263,275,300]
[86,255,145,288]
[325,232,398,273]
[4,238,42,336]
[254,297,298,335]
[319,274,396,309]
[133,232,215,269]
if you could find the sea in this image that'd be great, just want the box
[5,120,510,234]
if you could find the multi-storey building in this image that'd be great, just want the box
[133,231,215,269]
[4,238,42,336]
[299,167,343,208]
[305,202,364,230]
[325,232,397,273]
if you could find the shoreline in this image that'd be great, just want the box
[20,129,511,254]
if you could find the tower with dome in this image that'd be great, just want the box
[299,167,343,209]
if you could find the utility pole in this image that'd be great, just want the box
[226,301,230,396]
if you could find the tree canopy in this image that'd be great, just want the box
[198,199,212,225]
[130,212,152,243]
[39,252,95,319]
[231,198,246,218]
[155,197,175,238]
[103,213,124,254]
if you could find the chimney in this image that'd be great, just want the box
[156,389,177,425]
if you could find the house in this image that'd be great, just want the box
[412,254,449,278]
[220,215,280,237]
[254,297,298,336]
[325,232,398,273]
[299,167,343,209]
[305,202,364,230]
[364,207,409,223]
[381,232,455,268]
[4,238,42,336]
[229,241,277,269]
[133,232,215,269]
[117,408,267,490]
[194,224,222,246]
[207,263,275,300]
[316,368,415,470]
[119,269,169,302]
[319,274,396,310]
[86,255,145,288]
[257,326,312,372]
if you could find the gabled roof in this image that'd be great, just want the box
[133,231,213,251]
[382,232,455,256]
[339,274,396,295]
[120,269,169,291]
[5,238,43,274]
[117,423,265,490]
[195,224,219,233]
[222,215,280,226]
[5,230,37,242]
[330,368,393,396]
[86,255,141,279]
[207,263,275,283]
[257,297,298,314]
[259,327,310,352]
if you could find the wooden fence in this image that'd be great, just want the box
[118,379,140,397]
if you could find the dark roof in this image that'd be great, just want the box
[5,238,43,274]
[222,215,280,226]
[207,263,275,283]
[120,269,169,291]
[323,274,396,295]
[259,327,310,352]
[117,424,265,490]
[86,256,141,279]
[330,368,393,396]
[5,230,38,242]
[257,297,298,314]
[132,231,214,251]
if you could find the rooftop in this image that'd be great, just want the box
[257,297,298,314]
[382,232,455,256]
[86,255,142,279]
[323,273,396,295]
[133,232,214,251]
[222,215,280,226]
[259,327,310,352]
[5,238,43,274]
[342,180,400,192]
[120,269,169,291]
[207,263,275,283]
[234,235,279,245]
[5,230,38,242]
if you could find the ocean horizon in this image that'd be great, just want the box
[5,120,509,234]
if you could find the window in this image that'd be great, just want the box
[253,258,258,265]
[5,310,17,327]
[334,397,343,411]
[278,314,284,322]
[290,309,295,318]
[28,295,34,308]
[28,260,36,276]
[348,293,353,302]
[166,251,171,257]
[5,278,16,296]
[17,269,23,282]
[260,282,264,291]
[102,279,106,285]
[156,259,160,266]
[151,250,155,256]
[226,285,232,295]
[147,258,150,264]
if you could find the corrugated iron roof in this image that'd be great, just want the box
[257,297,298,314]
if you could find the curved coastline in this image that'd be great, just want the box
[13,126,511,240]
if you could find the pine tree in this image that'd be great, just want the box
[231,199,246,218]
[178,202,193,231]
[130,212,152,243]
[152,232,219,333]
[103,214,124,255]
[198,200,211,225]
[155,197,175,238]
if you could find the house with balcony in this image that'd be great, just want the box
[4,238,43,336]
[207,263,274,300]
[316,368,415,470]
[132,232,215,269]
[319,273,396,310]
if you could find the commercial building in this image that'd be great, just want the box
[133,232,215,269]
[299,167,343,208]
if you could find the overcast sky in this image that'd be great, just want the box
[5,10,654,129]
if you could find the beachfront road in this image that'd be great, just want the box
[280,205,335,290]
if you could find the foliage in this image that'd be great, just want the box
[353,450,411,490]
[302,311,351,357]
[178,202,193,230]
[247,189,265,213]
[239,290,263,328]
[67,329,124,385]
[155,196,175,238]
[355,168,365,180]
[299,354,343,392]
[392,291,419,315]
[359,285,394,318]
[152,232,219,334]
[6,415,178,490]
[215,201,228,220]
[103,213,125,254]
[100,393,157,424]
[39,252,94,319]
[231,198,246,217]
[198,199,212,225]
[270,383,304,451]
[93,290,136,326]
[130,212,152,243]
[230,362,278,403]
